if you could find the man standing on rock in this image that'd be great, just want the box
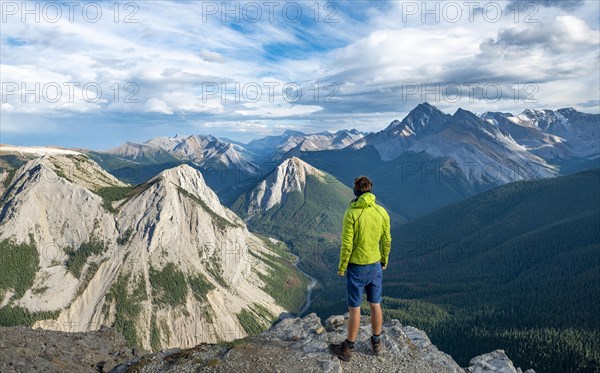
[329,176,392,361]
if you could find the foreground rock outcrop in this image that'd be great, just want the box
[0,326,142,373]
[109,313,534,373]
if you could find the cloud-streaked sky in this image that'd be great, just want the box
[1,0,599,149]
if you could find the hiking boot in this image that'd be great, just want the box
[371,336,384,357]
[329,340,354,361]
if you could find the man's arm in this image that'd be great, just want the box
[338,209,354,275]
[380,209,391,268]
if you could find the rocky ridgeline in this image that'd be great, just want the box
[31,313,537,373]
[0,155,292,349]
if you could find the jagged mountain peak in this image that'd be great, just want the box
[241,157,326,217]
[117,164,243,258]
[268,157,324,192]
[450,107,495,131]
[169,135,254,170]
[556,107,585,117]
[279,156,322,179]
[517,108,573,130]
[403,102,450,133]
[518,107,592,124]
[384,102,450,135]
[141,164,238,225]
[142,135,187,150]
[480,111,515,122]
[414,101,444,114]
[452,107,479,120]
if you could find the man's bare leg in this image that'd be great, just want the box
[329,306,360,361]
[347,306,361,342]
[370,302,383,335]
[369,302,384,356]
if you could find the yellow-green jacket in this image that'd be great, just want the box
[338,192,391,273]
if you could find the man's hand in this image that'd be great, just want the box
[337,270,345,277]
[381,263,387,270]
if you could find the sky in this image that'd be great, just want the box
[1,0,599,149]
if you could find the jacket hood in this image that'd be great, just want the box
[351,192,376,208]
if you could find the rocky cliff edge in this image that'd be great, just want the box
[107,313,535,373]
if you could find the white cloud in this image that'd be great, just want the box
[0,0,598,147]
[236,103,323,117]
[145,98,173,115]
[198,49,226,63]
[1,103,15,112]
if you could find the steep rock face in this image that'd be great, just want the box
[110,165,284,348]
[0,154,125,312]
[0,155,122,247]
[0,157,302,351]
[242,157,327,217]
[111,313,535,373]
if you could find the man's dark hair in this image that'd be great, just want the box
[354,176,373,193]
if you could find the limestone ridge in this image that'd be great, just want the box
[0,154,125,267]
[109,313,535,373]
[0,154,297,350]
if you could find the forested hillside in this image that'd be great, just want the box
[379,169,600,372]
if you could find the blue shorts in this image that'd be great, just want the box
[346,262,383,307]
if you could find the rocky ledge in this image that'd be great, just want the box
[0,325,146,373]
[108,313,534,373]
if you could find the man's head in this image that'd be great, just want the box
[353,176,373,197]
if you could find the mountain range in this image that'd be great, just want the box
[72,103,598,218]
[0,102,598,372]
[0,151,308,351]
[244,129,366,159]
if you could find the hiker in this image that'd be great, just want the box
[329,176,392,361]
